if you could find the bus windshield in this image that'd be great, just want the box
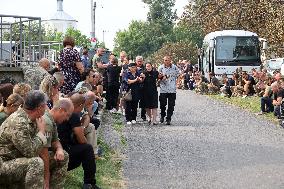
[215,36,260,66]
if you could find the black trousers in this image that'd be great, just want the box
[106,84,120,110]
[125,100,139,122]
[66,144,96,185]
[159,93,176,121]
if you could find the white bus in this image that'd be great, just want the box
[199,30,266,79]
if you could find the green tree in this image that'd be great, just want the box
[148,41,198,66]
[114,0,177,58]
[181,0,284,57]
[65,28,91,48]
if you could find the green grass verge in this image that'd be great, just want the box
[208,94,278,123]
[64,115,126,189]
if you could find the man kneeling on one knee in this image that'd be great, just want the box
[57,93,100,189]
[0,91,70,189]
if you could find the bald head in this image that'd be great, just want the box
[53,98,74,111]
[70,93,85,107]
[39,58,50,71]
[85,91,96,101]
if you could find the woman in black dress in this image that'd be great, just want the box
[58,36,84,95]
[143,63,160,125]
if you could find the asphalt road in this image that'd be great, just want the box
[122,90,284,189]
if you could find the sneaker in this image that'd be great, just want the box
[116,109,123,114]
[82,184,101,189]
[131,120,137,124]
[242,95,247,98]
[82,184,93,189]
[126,121,132,125]
[110,108,117,113]
[255,111,265,115]
[160,117,164,123]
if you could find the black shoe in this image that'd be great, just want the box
[142,117,147,121]
[166,120,171,125]
[93,185,101,189]
[82,184,101,189]
[82,184,93,189]
[160,117,164,123]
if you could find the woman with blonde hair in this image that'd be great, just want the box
[0,93,24,125]
[13,83,31,98]
[40,75,60,109]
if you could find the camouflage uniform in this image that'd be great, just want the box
[195,82,209,94]
[22,65,50,90]
[232,85,244,97]
[43,111,69,189]
[0,108,47,188]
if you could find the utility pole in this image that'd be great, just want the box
[90,0,96,38]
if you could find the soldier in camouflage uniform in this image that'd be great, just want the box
[22,58,51,90]
[40,98,74,189]
[0,91,48,188]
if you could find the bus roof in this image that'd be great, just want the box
[204,30,258,42]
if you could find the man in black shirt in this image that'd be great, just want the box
[106,57,122,112]
[136,56,147,121]
[57,93,100,189]
[271,82,284,119]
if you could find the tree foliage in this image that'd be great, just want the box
[181,0,284,57]
[148,41,198,66]
[113,0,178,58]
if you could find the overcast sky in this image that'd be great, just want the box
[0,0,189,50]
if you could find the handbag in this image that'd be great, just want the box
[123,89,132,101]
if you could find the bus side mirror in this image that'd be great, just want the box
[209,39,214,49]
[262,41,268,50]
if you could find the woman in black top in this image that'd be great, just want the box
[143,63,160,125]
[124,63,144,124]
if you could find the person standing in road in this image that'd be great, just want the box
[143,62,161,125]
[158,55,179,125]
[136,56,147,121]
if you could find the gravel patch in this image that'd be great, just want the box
[122,90,284,189]
[98,111,124,152]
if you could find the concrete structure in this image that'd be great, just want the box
[43,0,78,33]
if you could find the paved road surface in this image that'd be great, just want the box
[122,90,284,189]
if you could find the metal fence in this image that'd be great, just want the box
[0,14,47,66]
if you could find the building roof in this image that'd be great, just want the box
[48,11,77,22]
[204,30,258,42]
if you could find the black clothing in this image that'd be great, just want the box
[137,66,146,119]
[57,113,97,185]
[125,100,139,122]
[124,71,142,101]
[143,70,159,109]
[106,85,120,110]
[274,89,284,100]
[159,93,176,121]
[57,113,81,149]
[67,144,96,185]
[107,64,121,86]
[106,64,121,110]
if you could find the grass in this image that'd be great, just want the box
[112,114,127,147]
[64,114,126,189]
[208,94,278,123]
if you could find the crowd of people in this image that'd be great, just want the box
[1,35,280,188]
[176,60,284,123]
[0,36,180,189]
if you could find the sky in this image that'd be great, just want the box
[0,0,189,50]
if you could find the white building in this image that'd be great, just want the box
[43,0,77,33]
